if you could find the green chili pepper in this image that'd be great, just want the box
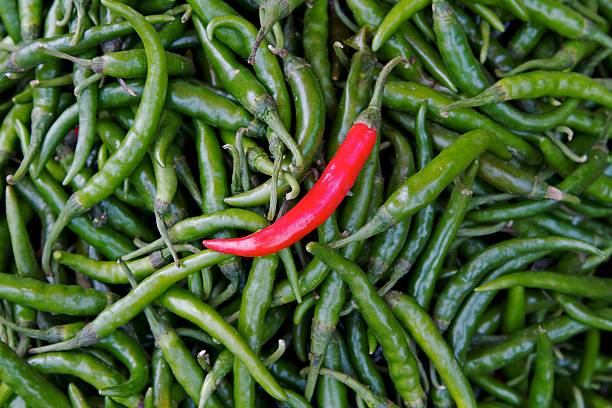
[64,49,98,186]
[476,271,612,299]
[366,124,414,280]
[18,0,43,42]
[0,340,70,408]
[502,39,598,77]
[68,383,91,408]
[151,349,172,408]
[346,311,386,397]
[97,79,253,130]
[554,293,612,331]
[576,329,600,390]
[158,288,288,402]
[91,330,150,397]
[374,104,435,290]
[371,0,430,52]
[44,48,195,81]
[331,129,515,248]
[0,273,110,315]
[234,255,278,407]
[31,103,78,177]
[268,359,305,392]
[0,103,32,174]
[385,291,477,408]
[435,237,604,330]
[0,0,21,43]
[508,21,547,61]
[521,0,612,48]
[446,71,612,111]
[303,0,336,116]
[28,351,140,407]
[408,161,478,309]
[525,328,554,407]
[315,335,349,408]
[529,213,608,247]
[470,375,525,406]
[467,141,609,223]
[5,185,43,281]
[307,242,426,408]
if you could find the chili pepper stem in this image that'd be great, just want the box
[224,144,243,195]
[330,207,396,249]
[70,0,88,46]
[268,138,283,220]
[547,186,578,203]
[546,131,587,164]
[208,282,238,307]
[74,73,103,96]
[6,119,44,185]
[443,85,507,111]
[0,315,71,343]
[116,78,138,97]
[29,324,100,353]
[260,107,304,173]
[304,353,323,401]
[41,196,86,275]
[37,45,93,69]
[354,56,406,129]
[154,205,180,266]
[58,0,74,27]
[0,43,18,52]
[235,128,251,192]
[499,51,572,77]
[249,3,281,65]
[121,240,165,261]
[30,73,75,88]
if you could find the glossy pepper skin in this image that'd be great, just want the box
[203,122,374,257]
[203,57,403,257]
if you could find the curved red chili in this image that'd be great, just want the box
[203,57,405,257]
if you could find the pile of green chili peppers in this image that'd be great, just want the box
[0,0,611,407]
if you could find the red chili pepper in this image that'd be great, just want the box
[74,126,79,138]
[203,57,404,256]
